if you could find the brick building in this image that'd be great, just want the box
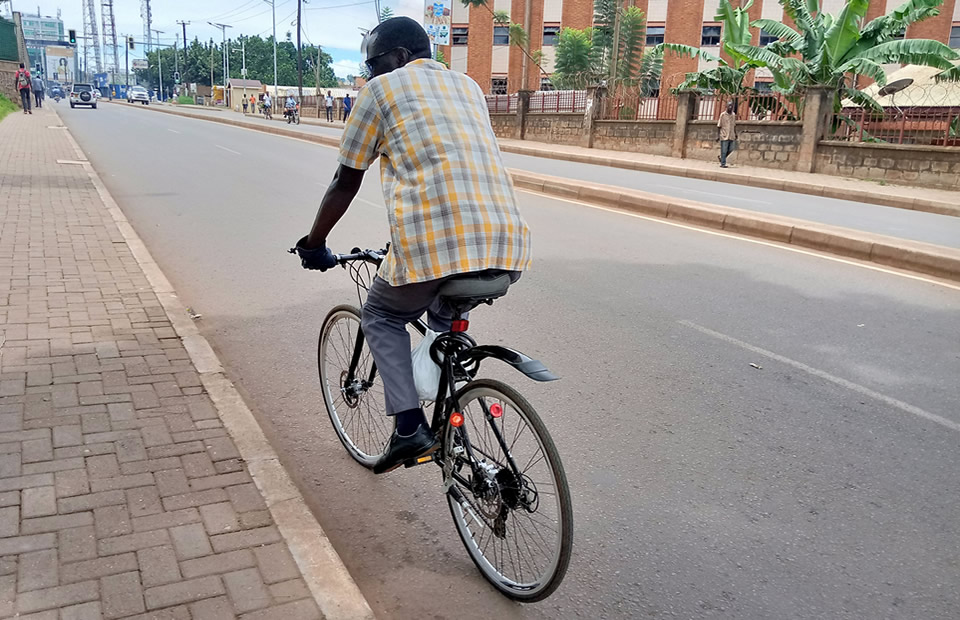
[445,0,960,94]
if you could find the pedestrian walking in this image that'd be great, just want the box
[250,94,256,114]
[342,92,352,121]
[31,74,44,108]
[14,63,32,114]
[325,90,334,122]
[717,102,738,169]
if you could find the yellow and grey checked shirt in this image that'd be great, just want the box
[338,58,532,286]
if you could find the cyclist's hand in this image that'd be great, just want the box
[293,235,338,271]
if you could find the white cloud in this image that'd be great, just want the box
[331,59,362,79]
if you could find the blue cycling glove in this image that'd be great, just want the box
[294,236,338,271]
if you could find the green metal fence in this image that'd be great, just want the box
[0,18,19,62]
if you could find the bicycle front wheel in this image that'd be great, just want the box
[444,379,573,602]
[318,305,391,468]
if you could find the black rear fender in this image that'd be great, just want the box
[463,345,558,382]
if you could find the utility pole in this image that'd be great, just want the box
[173,40,178,96]
[124,33,129,88]
[209,41,214,97]
[233,36,247,113]
[208,22,232,106]
[152,28,163,100]
[296,0,303,100]
[263,0,277,99]
[176,20,189,77]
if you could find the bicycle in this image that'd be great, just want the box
[309,246,573,602]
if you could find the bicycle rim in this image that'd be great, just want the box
[318,305,391,467]
[444,379,573,601]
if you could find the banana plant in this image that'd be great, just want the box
[673,0,761,94]
[747,0,960,112]
[462,0,549,84]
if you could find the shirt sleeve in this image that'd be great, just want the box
[338,86,382,171]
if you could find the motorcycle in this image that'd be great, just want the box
[285,104,300,125]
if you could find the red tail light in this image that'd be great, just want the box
[451,320,469,333]
[489,403,503,418]
[450,412,464,427]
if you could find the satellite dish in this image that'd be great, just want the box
[878,78,913,97]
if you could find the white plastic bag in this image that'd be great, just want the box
[412,329,441,401]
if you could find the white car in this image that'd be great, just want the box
[69,83,97,109]
[127,86,150,105]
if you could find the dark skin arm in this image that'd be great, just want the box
[304,164,367,249]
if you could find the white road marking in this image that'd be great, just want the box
[215,145,241,155]
[167,128,181,134]
[659,185,769,205]
[679,319,960,433]
[529,192,960,292]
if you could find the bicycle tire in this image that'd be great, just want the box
[318,305,390,468]
[444,379,573,602]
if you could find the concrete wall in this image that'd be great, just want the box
[815,142,960,191]
[524,113,585,145]
[592,120,674,156]
[686,120,804,168]
[490,113,520,139]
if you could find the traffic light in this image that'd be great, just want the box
[173,71,181,84]
[127,36,135,50]
[68,29,76,44]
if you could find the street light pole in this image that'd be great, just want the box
[233,36,247,113]
[264,0,277,99]
[296,0,303,101]
[152,29,164,101]
[208,22,232,106]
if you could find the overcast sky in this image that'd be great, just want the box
[10,0,425,77]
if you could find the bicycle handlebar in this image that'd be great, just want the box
[287,244,387,268]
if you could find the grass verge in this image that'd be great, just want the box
[0,94,17,123]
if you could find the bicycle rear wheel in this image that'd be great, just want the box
[444,379,573,601]
[318,305,391,468]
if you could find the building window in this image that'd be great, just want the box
[702,25,722,46]
[452,26,468,45]
[759,30,777,46]
[542,25,560,46]
[493,26,510,46]
[951,26,960,48]
[755,81,774,93]
[540,77,555,91]
[491,77,508,94]
[891,27,905,40]
[646,26,665,46]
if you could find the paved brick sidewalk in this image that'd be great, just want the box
[0,109,324,617]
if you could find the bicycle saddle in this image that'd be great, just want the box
[438,270,512,303]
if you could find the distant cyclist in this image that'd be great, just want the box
[284,94,297,119]
[293,17,531,473]
[262,92,272,118]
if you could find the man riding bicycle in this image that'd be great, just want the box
[294,17,531,474]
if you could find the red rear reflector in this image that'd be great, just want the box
[489,403,503,418]
[450,412,464,427]
[451,320,469,333]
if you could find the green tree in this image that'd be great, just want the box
[551,1,666,92]
[674,0,758,93]
[462,0,547,85]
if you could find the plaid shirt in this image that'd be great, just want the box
[338,59,531,286]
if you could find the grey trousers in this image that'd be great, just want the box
[361,271,521,415]
[720,139,736,166]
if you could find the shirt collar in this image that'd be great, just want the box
[407,58,445,71]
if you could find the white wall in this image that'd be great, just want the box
[492,45,510,74]
[761,0,781,21]
[452,1,469,23]
[451,47,468,73]
[703,0,721,22]
[494,0,511,15]
[818,0,847,17]
[647,0,668,22]
[543,0,562,23]
[540,46,556,73]
[699,46,721,71]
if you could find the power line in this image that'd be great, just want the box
[197,0,261,23]
[304,0,376,10]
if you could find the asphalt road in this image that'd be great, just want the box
[61,102,960,620]
[163,104,960,249]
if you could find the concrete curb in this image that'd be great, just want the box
[56,105,377,620]
[511,170,960,283]
[110,100,960,283]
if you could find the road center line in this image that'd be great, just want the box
[216,145,241,155]
[678,319,960,433]
[167,128,181,134]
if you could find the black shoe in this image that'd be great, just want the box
[374,425,438,474]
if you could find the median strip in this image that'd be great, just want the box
[111,101,960,284]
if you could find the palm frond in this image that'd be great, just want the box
[840,86,883,114]
[782,0,816,34]
[750,19,803,45]
[492,9,510,25]
[838,57,888,88]
[653,43,723,64]
[508,22,528,47]
[934,63,960,82]
[855,38,960,70]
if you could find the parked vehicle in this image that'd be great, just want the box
[69,83,97,109]
[127,85,150,105]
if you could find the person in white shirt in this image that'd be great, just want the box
[262,92,272,118]
[325,90,334,122]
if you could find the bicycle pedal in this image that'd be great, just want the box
[404,454,435,468]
